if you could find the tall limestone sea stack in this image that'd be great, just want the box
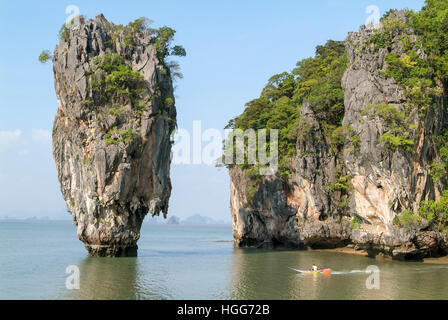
[227,4,448,260]
[51,14,180,257]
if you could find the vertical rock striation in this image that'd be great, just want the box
[342,11,447,258]
[52,15,176,257]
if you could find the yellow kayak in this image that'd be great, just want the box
[300,268,332,275]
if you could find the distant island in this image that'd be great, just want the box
[147,214,231,226]
[0,215,70,222]
[0,214,231,226]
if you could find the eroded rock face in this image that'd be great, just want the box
[229,12,448,260]
[342,12,447,259]
[52,15,176,257]
[229,103,352,250]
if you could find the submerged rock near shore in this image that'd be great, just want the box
[51,14,178,256]
[227,8,448,260]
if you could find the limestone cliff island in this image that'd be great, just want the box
[225,2,448,261]
[46,14,185,257]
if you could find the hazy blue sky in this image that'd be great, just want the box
[0,0,425,220]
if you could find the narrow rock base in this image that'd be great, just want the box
[85,244,138,257]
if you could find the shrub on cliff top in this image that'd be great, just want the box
[128,17,152,35]
[58,15,86,41]
[59,22,71,41]
[103,18,186,80]
[292,40,348,124]
[153,26,187,63]
[369,15,408,52]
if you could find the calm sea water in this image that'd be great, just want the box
[0,221,447,300]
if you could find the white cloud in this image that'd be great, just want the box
[31,129,51,144]
[0,130,21,147]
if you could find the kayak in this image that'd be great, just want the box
[299,268,332,275]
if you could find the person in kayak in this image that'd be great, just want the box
[312,264,318,272]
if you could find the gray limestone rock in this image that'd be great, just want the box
[52,14,176,257]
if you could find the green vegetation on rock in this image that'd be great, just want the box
[226,40,349,181]
[87,52,146,109]
[429,132,448,182]
[362,104,415,152]
[328,169,353,210]
[363,0,448,235]
[42,15,186,81]
[105,126,138,145]
[38,50,52,64]
[153,26,187,63]
[367,0,448,157]
[59,15,85,41]
[107,107,121,116]
[352,216,362,230]
[103,17,150,49]
[103,17,186,67]
[328,172,353,193]
[419,190,448,234]
[393,209,423,230]
[395,189,448,233]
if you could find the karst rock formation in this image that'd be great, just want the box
[52,15,176,257]
[228,11,448,260]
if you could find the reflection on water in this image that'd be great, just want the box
[61,247,448,300]
[1,222,448,300]
[59,224,234,300]
[65,257,136,300]
[64,257,172,300]
[62,247,448,300]
[229,249,302,300]
[229,248,448,300]
[229,248,367,300]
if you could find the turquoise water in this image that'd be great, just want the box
[0,221,447,300]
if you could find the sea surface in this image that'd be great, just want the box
[1,221,448,300]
